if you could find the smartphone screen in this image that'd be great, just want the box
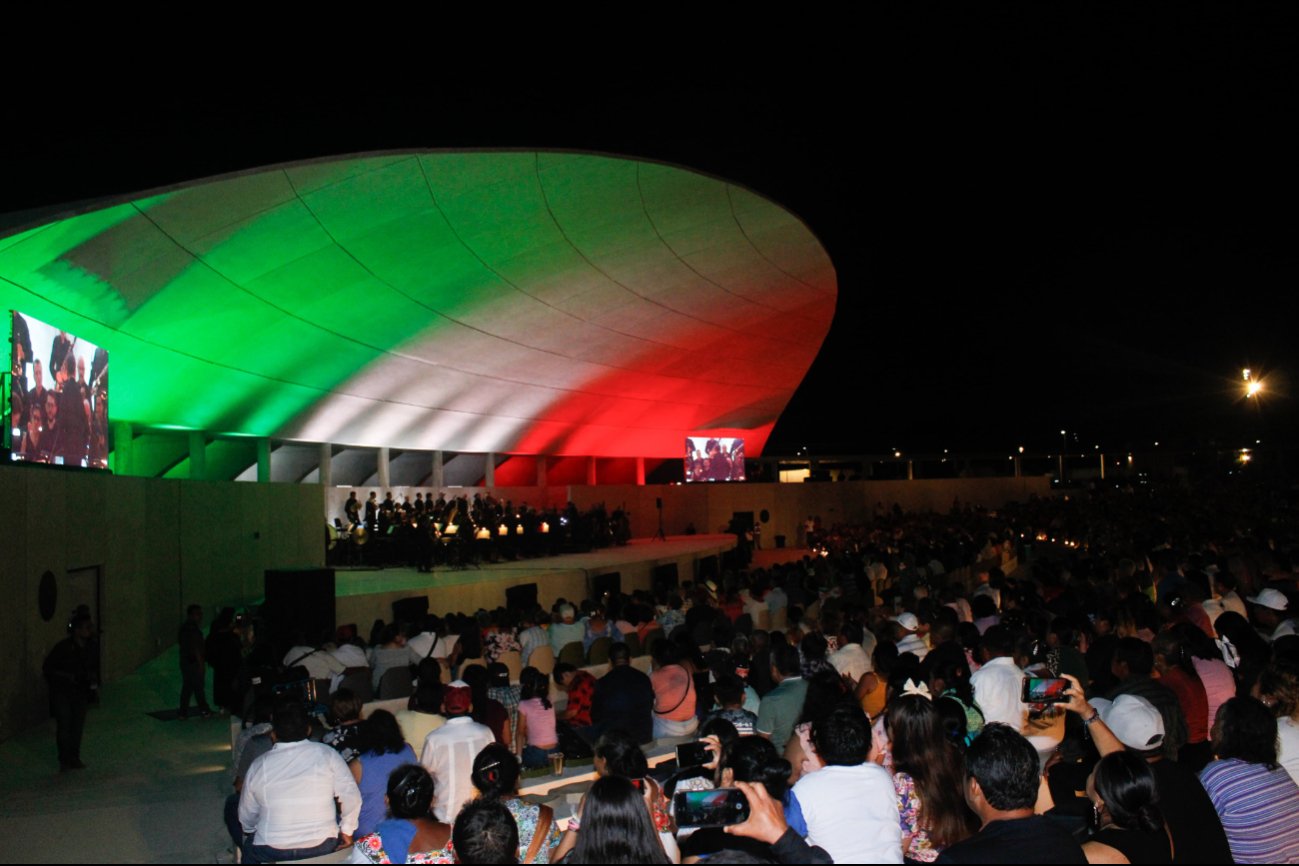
[1021,676,1070,703]
[674,788,751,827]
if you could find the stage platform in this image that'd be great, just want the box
[334,534,736,626]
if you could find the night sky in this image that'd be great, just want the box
[5,19,1295,457]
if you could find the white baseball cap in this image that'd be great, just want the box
[1090,695,1165,751]
[893,612,919,632]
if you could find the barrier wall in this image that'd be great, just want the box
[0,465,325,741]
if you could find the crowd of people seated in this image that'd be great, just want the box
[329,491,632,569]
[222,475,1299,863]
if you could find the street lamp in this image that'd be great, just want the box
[1059,430,1067,483]
[1244,368,1263,398]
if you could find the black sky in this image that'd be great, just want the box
[4,15,1296,456]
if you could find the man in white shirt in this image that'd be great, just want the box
[893,613,930,661]
[420,681,495,823]
[238,700,361,863]
[516,611,549,666]
[970,625,1027,731]
[787,704,902,863]
[408,616,460,667]
[828,621,875,683]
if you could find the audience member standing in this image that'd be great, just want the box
[43,613,97,771]
[178,604,212,719]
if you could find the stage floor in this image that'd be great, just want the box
[333,534,736,622]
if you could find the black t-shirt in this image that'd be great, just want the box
[1092,827,1171,864]
[591,664,655,744]
[1147,758,1232,865]
[936,816,1087,864]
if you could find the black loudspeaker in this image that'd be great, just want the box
[392,596,429,626]
[264,568,336,657]
[592,571,622,599]
[505,583,539,612]
[653,562,679,591]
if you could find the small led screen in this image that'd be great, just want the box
[10,310,109,468]
[685,436,745,482]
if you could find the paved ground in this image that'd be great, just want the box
[0,649,234,863]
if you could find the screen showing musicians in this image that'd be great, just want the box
[9,311,109,469]
[684,436,745,482]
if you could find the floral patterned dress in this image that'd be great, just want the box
[503,796,561,863]
[352,828,455,864]
[893,771,938,862]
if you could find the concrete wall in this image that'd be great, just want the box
[570,476,1053,548]
[0,465,324,742]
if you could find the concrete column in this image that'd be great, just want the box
[484,452,495,488]
[188,431,207,480]
[636,456,646,486]
[536,456,547,487]
[1099,453,1106,481]
[432,450,444,490]
[112,421,132,476]
[319,443,333,487]
[1014,455,1022,478]
[586,456,597,486]
[906,459,914,481]
[377,447,391,491]
[256,438,271,483]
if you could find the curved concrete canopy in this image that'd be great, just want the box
[0,151,836,458]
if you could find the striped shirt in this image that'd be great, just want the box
[1199,758,1299,864]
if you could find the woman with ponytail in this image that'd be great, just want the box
[470,743,560,863]
[515,666,559,769]
[351,764,454,863]
[1082,751,1171,864]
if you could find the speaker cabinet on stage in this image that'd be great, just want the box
[392,596,429,625]
[264,568,335,655]
[506,583,539,613]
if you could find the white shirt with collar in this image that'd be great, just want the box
[420,716,496,823]
[970,655,1027,730]
[238,739,361,848]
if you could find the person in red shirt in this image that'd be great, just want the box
[555,663,596,727]
[1153,630,1210,771]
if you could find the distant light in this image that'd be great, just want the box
[1060,430,1066,436]
[893,450,901,458]
[1242,368,1252,381]
[1257,439,1262,444]
[1018,446,1025,454]
[1154,441,1159,447]
[1247,380,1263,397]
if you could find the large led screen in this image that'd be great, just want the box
[685,436,745,482]
[9,311,108,468]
